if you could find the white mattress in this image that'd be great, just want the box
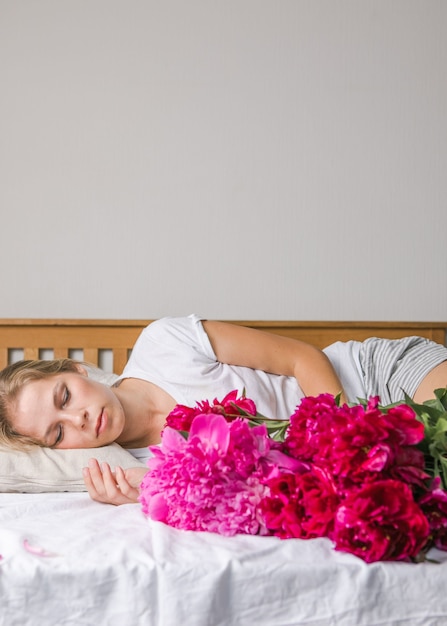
[1,491,447,626]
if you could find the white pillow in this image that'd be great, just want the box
[0,443,147,493]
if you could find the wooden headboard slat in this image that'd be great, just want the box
[24,348,39,361]
[113,348,130,375]
[83,348,99,367]
[0,348,7,371]
[0,320,445,375]
[54,348,69,360]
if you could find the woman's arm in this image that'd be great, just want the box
[202,320,347,403]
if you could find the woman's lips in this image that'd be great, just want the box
[96,410,107,437]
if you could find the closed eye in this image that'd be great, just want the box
[50,424,63,448]
[61,386,70,408]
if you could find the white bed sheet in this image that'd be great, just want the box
[1,491,447,626]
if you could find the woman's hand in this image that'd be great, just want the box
[83,458,148,505]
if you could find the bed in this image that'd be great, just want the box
[1,318,447,626]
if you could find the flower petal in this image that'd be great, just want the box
[190,413,231,453]
[161,426,188,452]
[23,539,58,557]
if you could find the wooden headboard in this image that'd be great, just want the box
[0,319,445,375]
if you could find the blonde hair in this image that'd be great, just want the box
[0,359,82,449]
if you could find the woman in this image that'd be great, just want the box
[1,314,447,505]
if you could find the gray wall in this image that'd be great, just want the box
[1,1,446,321]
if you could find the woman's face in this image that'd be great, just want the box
[10,370,126,449]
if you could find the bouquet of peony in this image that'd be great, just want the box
[139,389,447,563]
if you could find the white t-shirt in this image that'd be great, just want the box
[322,340,365,403]
[118,314,308,421]
[118,315,447,423]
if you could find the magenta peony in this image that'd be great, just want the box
[284,395,427,493]
[418,478,447,550]
[331,479,429,562]
[165,389,257,432]
[261,465,339,539]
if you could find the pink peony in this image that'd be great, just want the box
[140,413,297,536]
[331,479,429,562]
[165,390,257,432]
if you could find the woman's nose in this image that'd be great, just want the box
[65,409,88,428]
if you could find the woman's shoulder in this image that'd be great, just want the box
[142,314,203,342]
[133,315,212,356]
[123,314,213,377]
